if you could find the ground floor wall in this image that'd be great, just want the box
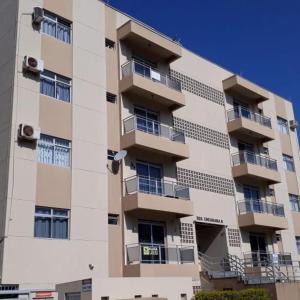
[57,277,194,300]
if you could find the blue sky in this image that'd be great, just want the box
[108,0,299,122]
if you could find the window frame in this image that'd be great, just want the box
[42,10,72,44]
[283,154,295,172]
[277,117,289,134]
[37,134,72,168]
[296,237,300,254]
[34,206,70,239]
[108,214,119,225]
[40,70,72,103]
[289,194,300,212]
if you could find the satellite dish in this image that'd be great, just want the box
[114,150,127,162]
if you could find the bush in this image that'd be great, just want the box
[194,288,270,300]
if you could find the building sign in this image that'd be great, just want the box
[143,246,159,256]
[82,279,92,292]
[196,216,224,224]
[35,292,53,298]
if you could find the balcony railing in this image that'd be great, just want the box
[121,60,182,92]
[227,106,272,128]
[124,175,190,200]
[126,243,195,264]
[243,251,292,267]
[123,115,185,144]
[232,151,278,171]
[238,199,285,217]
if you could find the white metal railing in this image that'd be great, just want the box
[124,175,190,200]
[121,60,182,92]
[238,199,285,217]
[232,151,278,170]
[126,243,195,264]
[123,115,185,143]
[227,106,272,128]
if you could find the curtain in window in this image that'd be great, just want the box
[35,217,51,238]
[54,146,70,167]
[40,78,55,98]
[56,82,70,102]
[38,138,54,165]
[52,218,68,239]
[42,19,56,37]
[57,24,71,43]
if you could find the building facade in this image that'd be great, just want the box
[1,0,300,299]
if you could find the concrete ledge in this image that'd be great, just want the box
[121,130,189,162]
[123,192,193,218]
[238,212,288,231]
[119,74,185,111]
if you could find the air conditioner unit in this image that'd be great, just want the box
[32,7,44,25]
[23,56,44,73]
[290,120,299,130]
[18,124,41,141]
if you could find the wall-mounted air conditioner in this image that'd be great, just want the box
[32,7,44,25]
[18,124,41,141]
[23,56,44,73]
[290,120,299,130]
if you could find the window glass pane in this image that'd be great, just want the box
[38,136,54,165]
[35,207,51,215]
[53,209,68,216]
[277,117,289,134]
[52,218,68,239]
[54,146,70,167]
[40,77,55,98]
[56,82,70,102]
[42,18,56,37]
[35,217,51,238]
[57,23,71,43]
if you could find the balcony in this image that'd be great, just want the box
[227,107,275,142]
[117,20,182,63]
[124,243,198,277]
[223,75,269,104]
[123,176,193,218]
[237,200,288,231]
[121,115,189,162]
[231,151,281,184]
[243,251,292,267]
[120,60,185,111]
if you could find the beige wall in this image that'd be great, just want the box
[0,0,19,279]
[1,0,109,286]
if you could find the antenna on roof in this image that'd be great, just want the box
[172,34,181,43]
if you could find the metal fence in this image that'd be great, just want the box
[124,175,190,200]
[227,106,272,128]
[232,151,278,170]
[121,60,182,92]
[238,199,285,217]
[127,243,195,264]
[243,251,292,267]
[123,115,185,143]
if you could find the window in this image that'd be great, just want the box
[40,70,71,102]
[105,38,115,49]
[283,154,295,172]
[38,134,71,167]
[277,117,289,134]
[106,92,117,103]
[290,194,300,212]
[107,150,117,160]
[108,214,119,225]
[262,147,269,155]
[34,207,69,239]
[296,237,300,254]
[276,234,281,243]
[42,11,71,43]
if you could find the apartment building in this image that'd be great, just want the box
[1,0,300,299]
